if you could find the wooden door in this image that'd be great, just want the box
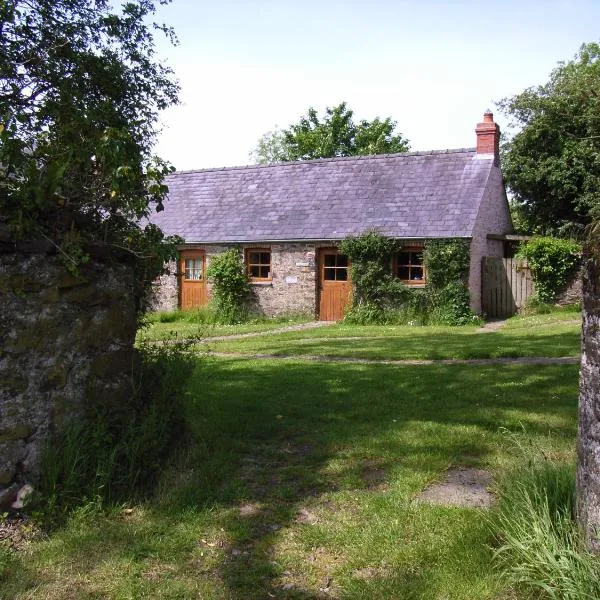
[180,250,207,310]
[318,249,351,321]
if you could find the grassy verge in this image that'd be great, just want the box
[137,311,313,341]
[1,356,579,599]
[490,456,600,599]
[207,318,581,360]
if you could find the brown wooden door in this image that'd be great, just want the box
[318,249,351,321]
[180,250,208,310]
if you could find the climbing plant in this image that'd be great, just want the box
[516,236,581,303]
[339,232,409,322]
[423,239,473,325]
[206,248,252,324]
[340,232,476,325]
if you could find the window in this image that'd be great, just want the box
[246,249,272,281]
[322,253,349,281]
[395,247,426,284]
[181,253,204,280]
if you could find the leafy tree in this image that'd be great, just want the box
[0,0,180,281]
[499,43,600,236]
[252,102,410,163]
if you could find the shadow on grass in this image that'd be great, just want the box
[210,328,581,361]
[159,359,578,598]
[4,359,578,599]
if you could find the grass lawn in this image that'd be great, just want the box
[1,315,581,599]
[207,312,581,360]
[137,314,313,341]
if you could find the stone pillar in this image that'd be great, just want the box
[577,247,600,550]
[0,247,138,507]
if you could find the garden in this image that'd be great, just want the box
[0,309,588,599]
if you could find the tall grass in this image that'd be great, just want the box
[491,456,600,599]
[37,339,198,523]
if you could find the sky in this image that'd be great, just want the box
[151,0,600,171]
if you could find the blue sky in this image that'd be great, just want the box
[152,0,600,170]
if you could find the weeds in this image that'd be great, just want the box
[36,339,198,524]
[490,439,600,599]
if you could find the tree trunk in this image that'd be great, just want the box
[577,246,600,551]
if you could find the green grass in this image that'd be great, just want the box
[137,312,313,341]
[0,315,584,599]
[207,313,581,360]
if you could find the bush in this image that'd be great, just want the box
[491,458,600,599]
[37,339,198,523]
[340,233,478,325]
[206,248,252,324]
[517,237,581,304]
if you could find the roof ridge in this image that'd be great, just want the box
[171,147,478,176]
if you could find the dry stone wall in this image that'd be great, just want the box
[0,246,138,507]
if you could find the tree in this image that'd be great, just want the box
[0,0,180,282]
[499,43,600,236]
[252,102,410,164]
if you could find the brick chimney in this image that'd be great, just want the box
[476,110,500,165]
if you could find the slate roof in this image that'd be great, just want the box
[149,148,495,243]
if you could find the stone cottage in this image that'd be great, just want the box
[149,112,512,320]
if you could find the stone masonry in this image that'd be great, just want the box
[0,247,138,506]
[150,242,322,317]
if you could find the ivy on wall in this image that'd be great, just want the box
[206,248,252,324]
[340,232,475,325]
[338,232,409,323]
[516,236,581,304]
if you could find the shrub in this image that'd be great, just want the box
[517,237,581,304]
[37,339,198,522]
[206,248,252,324]
[491,457,600,599]
[340,233,478,325]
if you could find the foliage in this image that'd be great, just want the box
[423,239,471,289]
[0,0,180,291]
[249,127,288,164]
[37,339,197,522]
[206,248,252,324]
[423,239,475,325]
[252,102,410,163]
[491,451,600,599]
[498,42,600,235]
[516,236,581,303]
[340,233,475,325]
[339,231,409,322]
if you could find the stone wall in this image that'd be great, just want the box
[555,268,583,306]
[148,259,178,312]
[0,247,138,507]
[150,243,321,317]
[577,250,600,550]
[242,243,317,317]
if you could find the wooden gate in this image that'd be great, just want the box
[179,250,208,310]
[482,257,534,318]
[318,249,351,321]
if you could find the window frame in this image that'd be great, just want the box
[180,249,205,282]
[246,248,272,282]
[394,246,427,286]
[321,251,350,282]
